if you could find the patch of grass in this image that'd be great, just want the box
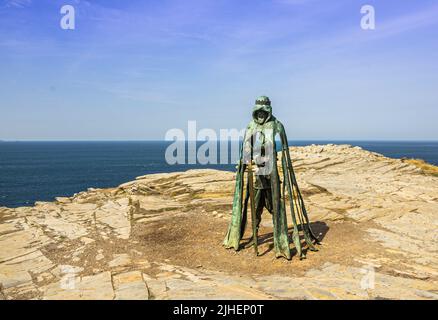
[401,158,438,177]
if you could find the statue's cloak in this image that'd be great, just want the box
[223,105,319,259]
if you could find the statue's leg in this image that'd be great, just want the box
[246,189,264,247]
[239,186,250,239]
[254,189,265,229]
[264,188,273,214]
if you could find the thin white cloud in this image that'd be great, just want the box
[5,0,32,8]
[281,4,438,62]
[274,0,316,5]
[368,4,438,39]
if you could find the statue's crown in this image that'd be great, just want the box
[255,96,271,106]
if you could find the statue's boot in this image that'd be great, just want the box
[244,226,260,248]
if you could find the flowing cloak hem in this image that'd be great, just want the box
[223,126,250,250]
[223,160,245,250]
[279,127,320,252]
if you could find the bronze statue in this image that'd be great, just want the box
[223,96,320,260]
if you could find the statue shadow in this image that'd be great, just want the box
[241,221,329,258]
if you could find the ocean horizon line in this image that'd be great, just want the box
[2,140,438,208]
[2,139,438,143]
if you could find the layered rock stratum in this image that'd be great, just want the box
[0,144,437,300]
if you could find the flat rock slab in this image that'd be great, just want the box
[113,271,149,300]
[42,272,114,300]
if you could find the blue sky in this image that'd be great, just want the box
[0,0,437,140]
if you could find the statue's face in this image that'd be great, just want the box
[255,110,268,124]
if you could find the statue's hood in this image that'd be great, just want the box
[252,104,272,125]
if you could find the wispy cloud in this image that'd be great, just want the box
[274,0,317,5]
[304,3,438,58]
[73,79,181,106]
[368,4,438,39]
[267,3,438,70]
[4,0,32,8]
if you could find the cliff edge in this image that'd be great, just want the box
[0,144,437,300]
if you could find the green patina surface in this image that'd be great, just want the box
[223,96,319,260]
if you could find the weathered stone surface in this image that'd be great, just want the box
[42,271,114,300]
[108,254,131,271]
[0,144,437,300]
[0,228,51,262]
[142,273,168,299]
[113,271,149,300]
[0,250,54,289]
[26,214,88,240]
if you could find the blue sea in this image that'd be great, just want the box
[0,141,437,208]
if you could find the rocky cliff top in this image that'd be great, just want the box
[0,144,437,300]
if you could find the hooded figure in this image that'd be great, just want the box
[223,96,319,260]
